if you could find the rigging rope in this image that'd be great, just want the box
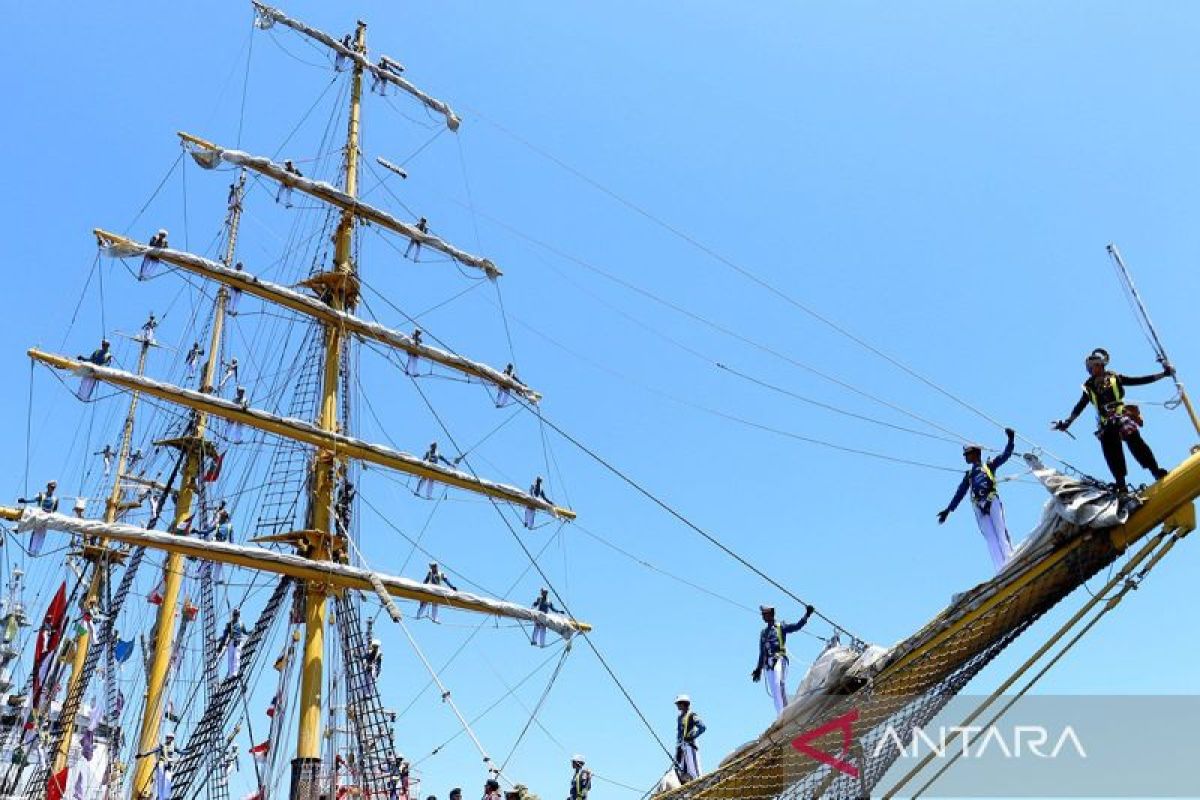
[717,363,961,445]
[396,613,504,780]
[123,152,184,236]
[24,360,33,500]
[368,153,967,446]
[512,397,862,640]
[416,643,565,764]
[464,108,1098,469]
[898,527,1186,799]
[237,15,256,149]
[402,375,679,765]
[495,643,572,773]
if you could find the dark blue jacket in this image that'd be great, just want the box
[677,710,706,745]
[756,616,810,671]
[947,437,1014,512]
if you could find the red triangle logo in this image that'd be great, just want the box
[791,708,860,778]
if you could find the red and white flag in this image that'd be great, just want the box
[32,582,68,706]
[249,740,270,764]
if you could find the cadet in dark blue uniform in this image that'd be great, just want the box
[751,604,814,715]
[568,755,591,799]
[530,587,559,647]
[937,428,1016,573]
[674,694,706,782]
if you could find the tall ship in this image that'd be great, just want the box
[2,4,1197,800]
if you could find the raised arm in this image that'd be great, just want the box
[989,428,1016,471]
[782,605,815,634]
[1118,367,1173,387]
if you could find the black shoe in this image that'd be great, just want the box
[1152,468,1169,480]
[1115,481,1129,494]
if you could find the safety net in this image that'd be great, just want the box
[659,456,1135,799]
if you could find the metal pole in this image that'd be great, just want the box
[1106,244,1200,436]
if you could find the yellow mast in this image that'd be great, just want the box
[50,327,153,777]
[131,173,245,798]
[293,21,365,796]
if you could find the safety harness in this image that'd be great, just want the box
[1085,373,1125,421]
[680,711,696,743]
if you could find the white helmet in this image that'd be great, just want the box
[571,754,585,764]
[370,639,381,648]
[674,694,691,705]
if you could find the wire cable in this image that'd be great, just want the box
[513,397,863,640]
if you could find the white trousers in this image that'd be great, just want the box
[140,256,163,281]
[677,742,701,780]
[416,602,440,622]
[154,763,172,800]
[531,623,547,647]
[28,527,46,557]
[765,657,789,715]
[972,498,1013,573]
[225,640,242,678]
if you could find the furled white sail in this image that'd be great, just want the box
[94,231,539,402]
[181,139,499,278]
[16,510,586,638]
[251,1,461,131]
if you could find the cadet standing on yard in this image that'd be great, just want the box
[752,604,815,715]
[415,562,457,623]
[529,587,559,647]
[1053,348,1173,492]
[937,427,1017,573]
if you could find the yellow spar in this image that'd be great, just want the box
[27,348,575,520]
[92,229,541,403]
[0,507,590,635]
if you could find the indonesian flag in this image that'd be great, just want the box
[249,739,270,764]
[46,766,69,800]
[241,791,263,800]
[148,581,164,605]
[203,452,224,483]
[183,600,199,621]
[33,582,68,706]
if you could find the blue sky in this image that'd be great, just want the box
[3,1,1199,798]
